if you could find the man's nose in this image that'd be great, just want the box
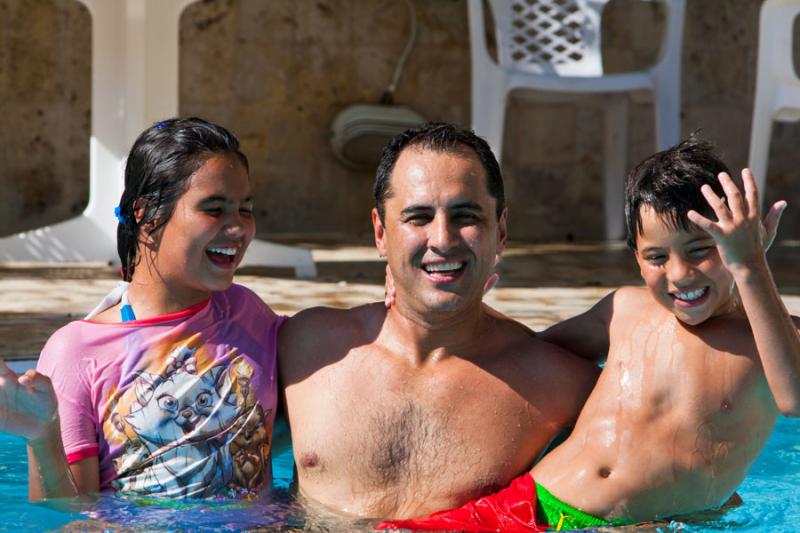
[428,213,457,252]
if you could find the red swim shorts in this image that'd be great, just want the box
[376,473,547,532]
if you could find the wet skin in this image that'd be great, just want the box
[535,195,800,522]
[279,146,598,519]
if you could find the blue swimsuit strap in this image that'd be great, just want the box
[120,287,136,322]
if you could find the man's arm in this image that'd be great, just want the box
[688,169,800,417]
[539,290,615,364]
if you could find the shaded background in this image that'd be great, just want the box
[1,0,798,244]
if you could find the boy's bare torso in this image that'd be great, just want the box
[281,303,598,520]
[533,287,779,522]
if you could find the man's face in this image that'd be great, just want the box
[634,206,735,326]
[372,146,507,316]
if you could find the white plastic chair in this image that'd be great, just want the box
[748,0,800,204]
[468,0,685,239]
[0,0,316,278]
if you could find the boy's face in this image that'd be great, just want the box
[634,206,735,326]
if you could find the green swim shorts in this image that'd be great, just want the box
[535,482,633,531]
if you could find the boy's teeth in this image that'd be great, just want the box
[208,247,237,256]
[424,262,463,273]
[674,287,707,301]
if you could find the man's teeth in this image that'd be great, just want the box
[673,287,707,301]
[424,262,463,273]
[208,247,237,256]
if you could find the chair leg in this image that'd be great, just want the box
[471,77,509,165]
[653,85,681,151]
[748,100,775,207]
[603,95,629,241]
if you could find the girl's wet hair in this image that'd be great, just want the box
[624,134,730,250]
[116,117,249,281]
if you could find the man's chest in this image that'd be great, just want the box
[286,378,542,497]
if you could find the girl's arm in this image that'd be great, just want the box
[0,359,99,500]
[688,169,800,416]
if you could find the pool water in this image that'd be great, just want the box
[0,417,798,531]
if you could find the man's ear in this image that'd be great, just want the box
[372,208,387,257]
[496,208,508,256]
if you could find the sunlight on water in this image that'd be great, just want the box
[0,418,798,532]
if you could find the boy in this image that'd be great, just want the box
[379,138,799,531]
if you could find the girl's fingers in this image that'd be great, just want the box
[741,168,760,218]
[717,172,745,221]
[0,358,17,380]
[700,184,732,224]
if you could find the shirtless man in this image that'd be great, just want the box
[278,123,598,520]
[381,137,799,531]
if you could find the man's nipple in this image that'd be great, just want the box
[300,452,320,469]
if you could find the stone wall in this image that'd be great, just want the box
[1,0,798,243]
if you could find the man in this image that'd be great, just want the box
[278,123,598,520]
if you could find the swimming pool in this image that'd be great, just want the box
[0,415,798,531]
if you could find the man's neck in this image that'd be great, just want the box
[381,299,489,365]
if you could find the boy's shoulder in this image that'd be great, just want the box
[613,285,656,307]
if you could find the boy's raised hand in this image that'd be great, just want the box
[0,358,58,443]
[687,169,787,273]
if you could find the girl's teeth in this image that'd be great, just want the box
[208,247,237,256]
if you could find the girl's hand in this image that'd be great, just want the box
[687,169,786,273]
[0,358,58,443]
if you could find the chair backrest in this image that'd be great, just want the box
[757,0,800,86]
[471,0,685,79]
[486,0,610,76]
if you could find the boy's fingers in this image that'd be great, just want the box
[741,168,759,217]
[717,172,745,220]
[700,184,731,223]
[483,273,500,295]
[687,210,717,234]
[762,201,788,250]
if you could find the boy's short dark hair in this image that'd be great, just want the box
[625,135,730,250]
[373,122,505,223]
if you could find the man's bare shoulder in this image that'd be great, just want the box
[483,309,599,425]
[484,307,600,379]
[279,303,385,383]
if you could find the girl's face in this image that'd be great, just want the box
[142,153,255,300]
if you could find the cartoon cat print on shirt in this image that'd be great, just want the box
[111,343,244,498]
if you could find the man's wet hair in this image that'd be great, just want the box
[625,134,730,250]
[373,122,505,223]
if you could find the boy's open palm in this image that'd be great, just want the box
[0,358,58,442]
[687,169,787,272]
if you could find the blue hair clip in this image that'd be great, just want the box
[114,205,125,224]
[155,120,168,130]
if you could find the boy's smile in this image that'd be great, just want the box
[634,206,736,325]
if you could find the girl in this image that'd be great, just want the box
[0,117,284,500]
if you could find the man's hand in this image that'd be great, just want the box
[0,358,58,443]
[687,169,786,273]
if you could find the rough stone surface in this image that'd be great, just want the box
[1,0,798,242]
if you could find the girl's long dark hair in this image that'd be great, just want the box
[116,117,248,281]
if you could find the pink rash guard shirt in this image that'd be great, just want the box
[37,284,285,499]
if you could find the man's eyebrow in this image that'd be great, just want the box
[400,205,434,216]
[450,201,483,211]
